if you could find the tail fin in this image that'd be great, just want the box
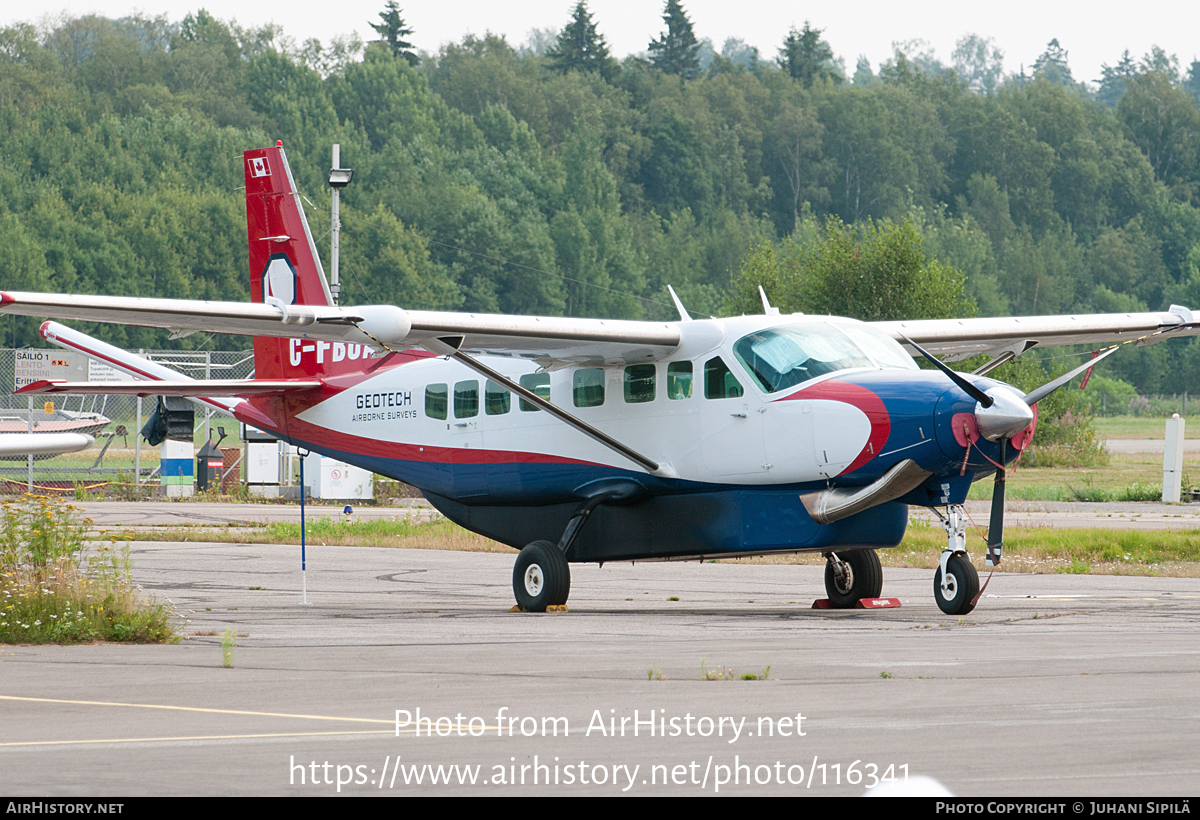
[246,143,371,379]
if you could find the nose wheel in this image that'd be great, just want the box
[934,552,979,615]
[823,549,883,608]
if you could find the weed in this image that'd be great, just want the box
[880,671,893,679]
[221,627,236,668]
[647,664,664,681]
[0,495,177,644]
[1058,559,1092,575]
[667,596,680,602]
[740,663,772,681]
[699,658,736,681]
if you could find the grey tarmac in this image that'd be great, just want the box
[2,527,1199,797]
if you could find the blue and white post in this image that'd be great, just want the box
[298,449,312,606]
[161,438,194,497]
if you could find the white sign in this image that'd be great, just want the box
[87,359,135,382]
[13,350,83,390]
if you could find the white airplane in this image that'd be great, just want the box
[4,142,1198,614]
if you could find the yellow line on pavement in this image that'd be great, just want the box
[0,694,389,724]
[1,730,393,747]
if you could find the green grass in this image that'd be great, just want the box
[965,451,1172,501]
[890,524,1200,576]
[1093,415,1198,440]
[1,495,179,644]
[134,515,510,553]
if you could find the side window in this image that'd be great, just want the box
[573,368,605,408]
[704,357,744,399]
[454,380,479,418]
[425,383,448,420]
[519,373,550,412]
[667,362,693,400]
[485,379,510,415]
[624,364,655,403]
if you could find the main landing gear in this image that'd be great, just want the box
[932,504,980,615]
[822,549,883,608]
[509,479,646,612]
[513,540,570,612]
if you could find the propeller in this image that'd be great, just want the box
[904,334,1123,570]
[899,333,994,407]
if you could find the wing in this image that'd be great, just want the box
[16,379,319,397]
[0,293,681,366]
[874,306,1200,361]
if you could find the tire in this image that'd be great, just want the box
[512,540,571,612]
[823,549,884,608]
[933,553,979,615]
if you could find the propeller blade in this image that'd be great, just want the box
[1022,345,1121,406]
[898,333,994,408]
[987,438,1006,567]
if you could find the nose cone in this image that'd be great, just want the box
[975,386,1034,441]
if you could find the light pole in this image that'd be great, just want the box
[328,144,354,306]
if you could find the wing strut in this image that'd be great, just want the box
[423,338,669,476]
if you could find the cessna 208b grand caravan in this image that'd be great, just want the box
[4,143,1198,615]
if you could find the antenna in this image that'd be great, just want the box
[666,285,693,322]
[759,286,780,316]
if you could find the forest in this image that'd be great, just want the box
[4,1,1200,398]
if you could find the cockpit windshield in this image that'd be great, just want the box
[732,323,916,393]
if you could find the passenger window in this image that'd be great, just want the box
[425,383,448,420]
[485,379,510,415]
[667,362,693,400]
[454,380,479,418]
[704,357,744,399]
[573,368,605,408]
[519,373,550,412]
[624,364,655,403]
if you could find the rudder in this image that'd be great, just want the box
[244,143,351,379]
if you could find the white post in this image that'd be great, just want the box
[1163,415,1186,503]
[330,144,341,306]
[135,394,142,485]
[26,395,33,492]
[204,351,212,444]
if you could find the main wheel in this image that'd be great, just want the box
[513,540,571,612]
[823,549,883,608]
[933,553,979,615]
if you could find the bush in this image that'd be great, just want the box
[990,359,1108,468]
[1,495,178,644]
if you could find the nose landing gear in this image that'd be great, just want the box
[931,504,980,615]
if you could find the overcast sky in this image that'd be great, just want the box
[5,1,1199,85]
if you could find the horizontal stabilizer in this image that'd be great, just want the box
[17,379,320,397]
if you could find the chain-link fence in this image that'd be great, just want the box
[1,347,254,497]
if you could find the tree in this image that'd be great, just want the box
[778,23,842,86]
[1098,50,1136,107]
[1185,60,1200,101]
[720,37,759,69]
[648,0,699,79]
[952,34,1003,94]
[1117,70,1200,197]
[547,2,614,78]
[725,216,974,322]
[369,1,418,65]
[1032,39,1074,86]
